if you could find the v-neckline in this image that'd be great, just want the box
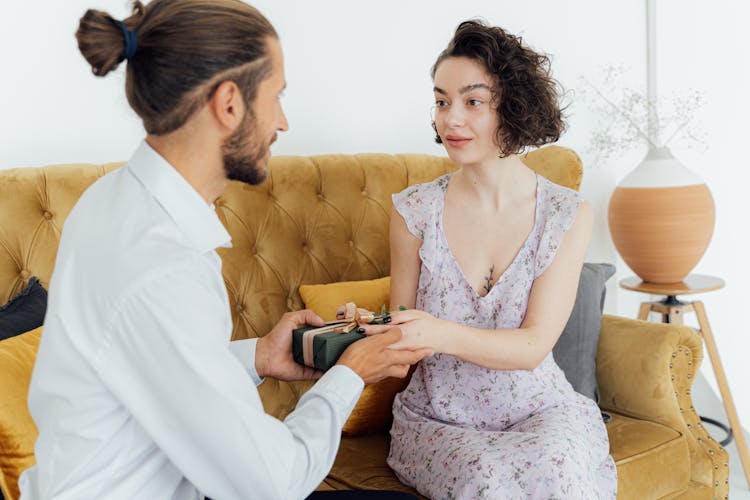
[438,172,543,300]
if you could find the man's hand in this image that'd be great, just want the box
[255,310,325,381]
[337,328,432,384]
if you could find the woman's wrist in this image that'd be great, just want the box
[430,318,453,354]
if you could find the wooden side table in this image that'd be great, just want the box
[621,274,750,488]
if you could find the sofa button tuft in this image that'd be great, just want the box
[19,269,31,280]
[43,210,53,220]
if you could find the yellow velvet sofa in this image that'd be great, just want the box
[0,146,729,499]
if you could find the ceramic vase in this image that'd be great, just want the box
[608,147,715,284]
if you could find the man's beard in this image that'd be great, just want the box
[221,108,276,186]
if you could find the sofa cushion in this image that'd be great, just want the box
[606,412,689,499]
[0,278,47,342]
[553,263,615,402]
[325,412,688,499]
[324,433,420,495]
[299,277,409,437]
[0,327,42,500]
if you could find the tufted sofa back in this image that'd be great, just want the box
[0,146,582,417]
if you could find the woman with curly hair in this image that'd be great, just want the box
[360,21,617,498]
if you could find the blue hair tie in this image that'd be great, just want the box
[117,20,138,61]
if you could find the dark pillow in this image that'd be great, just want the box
[553,263,615,403]
[0,277,47,341]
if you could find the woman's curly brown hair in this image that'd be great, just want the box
[432,20,566,157]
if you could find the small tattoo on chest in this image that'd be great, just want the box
[483,264,495,294]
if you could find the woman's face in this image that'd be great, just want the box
[433,56,501,166]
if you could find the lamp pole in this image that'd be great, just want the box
[646,0,659,147]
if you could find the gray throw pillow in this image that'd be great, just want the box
[552,262,615,403]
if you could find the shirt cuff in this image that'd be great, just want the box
[229,338,264,386]
[307,365,364,414]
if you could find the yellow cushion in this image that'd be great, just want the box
[0,327,41,500]
[299,277,391,322]
[299,277,409,436]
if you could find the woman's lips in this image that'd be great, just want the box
[445,136,472,147]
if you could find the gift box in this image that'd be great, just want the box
[292,325,365,371]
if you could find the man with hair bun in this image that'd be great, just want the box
[18,1,426,499]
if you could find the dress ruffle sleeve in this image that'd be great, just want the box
[391,176,448,274]
[392,184,430,241]
[534,180,582,278]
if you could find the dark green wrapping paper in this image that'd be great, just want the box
[292,325,366,371]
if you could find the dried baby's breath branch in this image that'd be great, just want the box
[578,65,707,167]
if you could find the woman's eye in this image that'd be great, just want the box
[435,100,448,108]
[468,99,483,107]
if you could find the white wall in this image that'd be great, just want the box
[630,0,750,427]
[1,1,748,428]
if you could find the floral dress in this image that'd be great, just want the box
[387,173,617,500]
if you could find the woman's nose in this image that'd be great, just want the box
[444,104,466,127]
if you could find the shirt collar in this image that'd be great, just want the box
[126,140,232,253]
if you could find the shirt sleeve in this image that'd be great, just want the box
[92,263,364,500]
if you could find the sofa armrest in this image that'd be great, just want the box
[597,314,701,425]
[597,314,729,496]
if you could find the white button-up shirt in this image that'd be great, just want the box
[19,142,364,500]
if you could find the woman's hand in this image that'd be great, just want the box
[356,309,448,352]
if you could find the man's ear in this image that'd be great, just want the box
[209,80,245,132]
